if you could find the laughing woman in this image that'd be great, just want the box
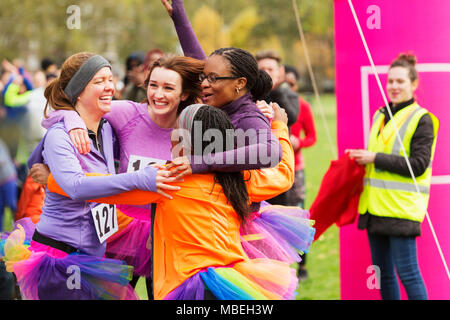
[0,52,177,300]
[29,55,205,299]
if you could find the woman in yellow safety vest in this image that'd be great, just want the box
[347,53,439,300]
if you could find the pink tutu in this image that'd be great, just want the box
[105,218,151,277]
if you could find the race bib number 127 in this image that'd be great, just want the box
[91,204,118,244]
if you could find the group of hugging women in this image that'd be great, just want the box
[0,0,315,300]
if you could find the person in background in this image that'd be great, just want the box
[284,65,317,281]
[40,58,58,77]
[255,50,299,127]
[0,68,14,162]
[0,73,6,120]
[0,260,16,300]
[348,53,438,300]
[2,59,33,121]
[122,51,147,102]
[284,65,317,210]
[143,49,165,77]
[26,72,57,152]
[15,175,45,225]
[30,54,206,300]
[254,51,299,219]
[0,138,17,232]
[1,59,34,193]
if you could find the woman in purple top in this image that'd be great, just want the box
[162,0,282,178]
[33,55,205,299]
[0,52,178,300]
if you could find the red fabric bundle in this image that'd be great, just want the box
[309,153,365,241]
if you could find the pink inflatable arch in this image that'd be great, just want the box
[334,0,450,299]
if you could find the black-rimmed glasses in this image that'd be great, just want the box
[199,73,239,83]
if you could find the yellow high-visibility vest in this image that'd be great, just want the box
[358,102,439,222]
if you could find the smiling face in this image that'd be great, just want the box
[201,54,243,108]
[387,66,417,105]
[77,67,115,116]
[147,67,187,119]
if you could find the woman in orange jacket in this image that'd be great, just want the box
[43,103,315,300]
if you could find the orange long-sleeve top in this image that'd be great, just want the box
[47,121,294,299]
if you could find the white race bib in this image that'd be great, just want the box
[127,155,167,172]
[91,204,118,244]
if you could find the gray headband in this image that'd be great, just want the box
[64,55,111,106]
[176,104,206,151]
[178,104,206,132]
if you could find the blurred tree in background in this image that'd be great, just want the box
[0,0,334,91]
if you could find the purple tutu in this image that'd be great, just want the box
[240,202,315,264]
[1,219,138,300]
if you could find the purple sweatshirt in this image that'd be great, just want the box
[28,121,158,256]
[40,101,173,172]
[39,101,173,220]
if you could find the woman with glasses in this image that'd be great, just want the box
[160,0,311,266]
[163,0,282,177]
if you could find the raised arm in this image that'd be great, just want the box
[3,83,32,107]
[162,0,207,60]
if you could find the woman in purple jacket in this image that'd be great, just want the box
[0,52,178,300]
[162,0,282,178]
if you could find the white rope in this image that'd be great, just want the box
[348,0,450,281]
[292,0,337,159]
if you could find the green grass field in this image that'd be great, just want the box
[2,208,14,232]
[295,93,340,300]
[3,93,340,300]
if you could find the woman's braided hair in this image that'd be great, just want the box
[210,47,272,101]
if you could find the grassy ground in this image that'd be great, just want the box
[2,208,14,232]
[295,93,340,300]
